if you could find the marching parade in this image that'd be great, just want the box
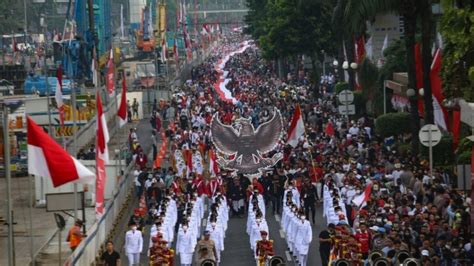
[0,0,473,266]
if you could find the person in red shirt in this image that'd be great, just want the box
[252,178,264,194]
[135,150,148,169]
[354,223,371,259]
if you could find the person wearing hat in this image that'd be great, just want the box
[206,218,225,264]
[355,223,370,260]
[195,231,217,265]
[67,219,84,251]
[176,223,195,266]
[294,212,312,266]
[255,231,274,266]
[125,222,143,266]
[250,212,269,253]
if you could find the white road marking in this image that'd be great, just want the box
[275,214,280,222]
[285,251,292,262]
[279,229,285,238]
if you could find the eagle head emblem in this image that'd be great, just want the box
[210,108,284,175]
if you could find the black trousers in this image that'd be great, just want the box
[304,202,316,223]
[152,144,157,161]
[320,250,330,266]
[269,195,281,214]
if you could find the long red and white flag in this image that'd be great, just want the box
[27,117,94,187]
[117,73,128,127]
[352,183,373,208]
[287,105,305,147]
[106,49,115,95]
[430,49,447,131]
[161,34,167,62]
[96,92,110,216]
[209,149,219,177]
[55,65,65,130]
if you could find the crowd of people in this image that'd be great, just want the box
[119,31,471,266]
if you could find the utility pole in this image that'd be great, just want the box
[3,104,15,266]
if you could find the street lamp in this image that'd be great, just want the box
[419,88,425,96]
[406,88,416,98]
[333,60,339,67]
[350,62,358,70]
[342,61,349,70]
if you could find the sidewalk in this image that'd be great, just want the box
[0,119,144,266]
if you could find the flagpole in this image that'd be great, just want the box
[28,174,35,266]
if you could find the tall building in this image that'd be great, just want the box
[366,13,403,62]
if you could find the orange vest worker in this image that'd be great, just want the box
[68,220,83,251]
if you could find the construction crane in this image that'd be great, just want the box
[135,4,155,58]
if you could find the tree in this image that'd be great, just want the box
[417,0,435,124]
[244,0,269,41]
[343,0,421,154]
[246,0,337,78]
[358,57,380,114]
[440,0,474,101]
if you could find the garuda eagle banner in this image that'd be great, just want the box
[210,108,283,175]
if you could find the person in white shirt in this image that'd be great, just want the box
[124,222,143,266]
[294,214,312,266]
[176,223,196,266]
[348,124,359,136]
[206,219,225,263]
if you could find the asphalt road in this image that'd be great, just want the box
[220,203,325,266]
[115,119,327,265]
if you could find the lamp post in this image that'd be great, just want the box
[342,61,358,91]
[1,98,22,266]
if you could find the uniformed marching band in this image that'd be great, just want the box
[247,189,274,266]
[281,183,313,266]
[322,177,364,265]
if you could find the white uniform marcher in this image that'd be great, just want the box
[294,216,312,266]
[206,221,225,263]
[125,227,143,266]
[283,187,300,208]
[176,225,196,266]
[250,219,269,252]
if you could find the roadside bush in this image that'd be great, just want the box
[334,82,349,94]
[421,135,454,166]
[375,112,412,137]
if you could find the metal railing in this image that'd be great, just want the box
[63,160,135,266]
[65,93,119,154]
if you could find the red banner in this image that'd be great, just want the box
[95,155,106,216]
[106,50,115,95]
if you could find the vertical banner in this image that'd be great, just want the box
[106,49,115,95]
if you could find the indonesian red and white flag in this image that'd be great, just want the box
[209,149,219,177]
[430,49,447,131]
[92,53,99,87]
[95,92,110,216]
[27,117,94,187]
[55,65,65,129]
[106,49,115,95]
[287,105,305,147]
[352,183,373,208]
[117,74,128,127]
[161,35,167,62]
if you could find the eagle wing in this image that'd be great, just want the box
[255,109,283,154]
[210,113,239,155]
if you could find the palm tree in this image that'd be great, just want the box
[418,0,435,125]
[343,0,421,154]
